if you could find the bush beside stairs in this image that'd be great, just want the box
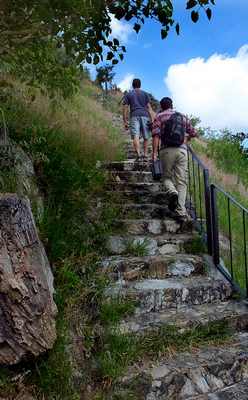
[101,134,248,399]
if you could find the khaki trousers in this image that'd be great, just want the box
[160,147,188,217]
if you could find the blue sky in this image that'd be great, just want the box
[106,1,248,131]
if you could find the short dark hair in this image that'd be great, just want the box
[132,78,141,89]
[160,97,173,110]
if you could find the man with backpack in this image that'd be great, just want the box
[123,78,155,161]
[152,97,197,222]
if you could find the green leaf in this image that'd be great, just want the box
[158,10,168,24]
[114,7,126,20]
[133,23,141,33]
[119,53,124,61]
[112,59,118,65]
[175,23,180,35]
[121,46,126,53]
[186,0,198,9]
[206,8,212,20]
[161,29,168,40]
[106,51,114,60]
[113,38,119,46]
[143,5,150,18]
[125,11,133,21]
[211,0,215,4]
[191,10,199,23]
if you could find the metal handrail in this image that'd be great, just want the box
[188,145,248,297]
[210,183,248,296]
[187,146,208,170]
[187,145,212,255]
[211,183,248,214]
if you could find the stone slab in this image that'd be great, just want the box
[106,234,197,256]
[105,190,168,204]
[104,160,152,172]
[107,275,232,312]
[121,203,171,219]
[115,219,186,235]
[118,300,248,334]
[187,379,248,398]
[107,182,162,194]
[101,254,204,281]
[120,333,248,399]
[109,170,153,184]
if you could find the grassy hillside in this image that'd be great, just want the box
[0,76,127,399]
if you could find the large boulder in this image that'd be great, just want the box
[0,194,57,365]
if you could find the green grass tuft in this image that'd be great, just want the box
[100,298,137,326]
[124,238,150,257]
[96,320,232,384]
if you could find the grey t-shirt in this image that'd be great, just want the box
[123,89,150,118]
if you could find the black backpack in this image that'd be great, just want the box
[161,112,185,148]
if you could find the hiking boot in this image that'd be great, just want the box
[167,192,178,212]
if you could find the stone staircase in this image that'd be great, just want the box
[102,139,248,399]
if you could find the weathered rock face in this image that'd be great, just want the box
[0,194,57,365]
[0,141,44,224]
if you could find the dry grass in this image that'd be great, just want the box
[2,74,123,162]
[194,139,248,199]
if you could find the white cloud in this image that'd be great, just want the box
[118,73,134,92]
[110,15,133,44]
[165,45,248,131]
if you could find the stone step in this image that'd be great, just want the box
[127,149,153,156]
[101,254,204,281]
[189,380,248,399]
[113,218,194,235]
[104,160,152,172]
[106,234,197,256]
[106,190,167,205]
[120,203,171,219]
[108,275,232,312]
[107,182,162,193]
[118,300,248,335]
[124,141,153,148]
[120,333,248,400]
[109,170,154,184]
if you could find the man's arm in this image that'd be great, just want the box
[152,114,161,160]
[185,117,197,142]
[122,104,129,130]
[152,135,160,160]
[147,102,156,122]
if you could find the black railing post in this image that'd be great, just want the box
[203,169,213,256]
[210,184,220,266]
[243,210,248,297]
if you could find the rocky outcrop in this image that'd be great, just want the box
[0,194,57,365]
[0,140,44,224]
